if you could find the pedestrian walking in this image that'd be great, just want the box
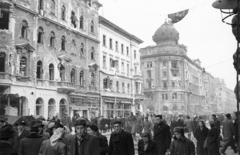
[19,123,46,155]
[108,120,134,155]
[194,120,208,155]
[61,114,72,132]
[143,117,152,135]
[39,123,67,155]
[138,132,158,155]
[184,115,193,139]
[220,113,237,155]
[129,112,137,137]
[87,124,108,155]
[153,115,171,155]
[0,124,18,155]
[63,119,100,155]
[206,121,220,155]
[191,115,198,134]
[168,127,195,155]
[13,121,30,152]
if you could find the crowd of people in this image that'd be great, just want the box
[0,112,239,155]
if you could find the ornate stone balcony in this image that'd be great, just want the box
[57,81,76,93]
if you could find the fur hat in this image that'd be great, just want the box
[173,127,184,136]
[0,124,16,139]
[75,119,87,127]
[30,124,39,132]
[112,120,122,125]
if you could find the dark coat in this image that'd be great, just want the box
[13,128,30,152]
[0,141,18,155]
[138,140,158,155]
[153,123,171,155]
[191,120,198,133]
[64,132,100,155]
[194,126,209,155]
[234,118,238,143]
[39,139,67,155]
[213,119,221,135]
[207,127,220,155]
[19,133,46,155]
[97,133,108,155]
[108,130,134,155]
[169,137,195,155]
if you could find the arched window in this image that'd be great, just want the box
[103,78,107,89]
[49,64,54,80]
[0,53,5,72]
[91,72,95,86]
[58,63,65,81]
[36,61,43,79]
[21,20,28,38]
[50,0,55,15]
[127,84,130,94]
[116,81,119,92]
[37,27,44,44]
[122,83,125,93]
[20,57,27,76]
[71,11,76,28]
[91,47,94,60]
[80,70,84,86]
[88,0,92,7]
[61,5,66,20]
[90,20,94,33]
[70,68,75,84]
[50,31,55,47]
[80,15,84,29]
[61,36,66,51]
[38,0,43,11]
[80,43,84,57]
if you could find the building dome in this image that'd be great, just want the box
[152,22,179,45]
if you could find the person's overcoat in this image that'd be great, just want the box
[13,128,30,152]
[169,137,195,155]
[138,139,158,155]
[222,119,235,143]
[19,132,46,155]
[39,139,67,155]
[97,133,108,155]
[194,126,209,155]
[64,132,100,155]
[153,123,171,155]
[108,130,134,155]
[207,127,220,155]
[0,141,18,155]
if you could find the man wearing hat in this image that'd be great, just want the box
[19,123,47,155]
[220,113,237,154]
[0,124,18,155]
[63,119,100,155]
[108,120,134,155]
[13,120,30,152]
[153,115,171,155]
[168,127,195,155]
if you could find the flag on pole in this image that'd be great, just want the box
[168,9,189,23]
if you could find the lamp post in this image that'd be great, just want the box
[212,0,240,154]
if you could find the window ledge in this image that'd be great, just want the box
[20,37,29,41]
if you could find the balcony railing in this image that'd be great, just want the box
[0,72,11,80]
[57,81,76,93]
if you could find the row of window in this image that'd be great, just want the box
[102,35,137,59]
[103,77,131,94]
[38,0,94,31]
[103,56,138,75]
[18,24,95,60]
[162,93,184,100]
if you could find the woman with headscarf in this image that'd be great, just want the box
[206,121,220,155]
[194,120,209,155]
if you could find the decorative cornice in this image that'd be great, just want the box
[14,3,38,16]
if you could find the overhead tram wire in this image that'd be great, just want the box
[204,59,232,68]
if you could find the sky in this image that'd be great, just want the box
[98,0,237,90]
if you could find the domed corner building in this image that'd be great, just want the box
[140,21,210,115]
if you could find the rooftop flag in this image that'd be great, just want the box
[168,9,189,23]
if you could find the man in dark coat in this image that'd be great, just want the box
[169,127,195,155]
[138,132,158,155]
[0,116,7,129]
[153,115,171,155]
[63,119,100,155]
[13,121,30,152]
[19,123,47,155]
[108,120,134,155]
[0,124,18,155]
[87,124,108,155]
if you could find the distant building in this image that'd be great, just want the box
[0,0,102,119]
[140,21,209,115]
[99,16,144,117]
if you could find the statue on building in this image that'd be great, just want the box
[146,70,153,89]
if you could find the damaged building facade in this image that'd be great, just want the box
[0,0,102,119]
